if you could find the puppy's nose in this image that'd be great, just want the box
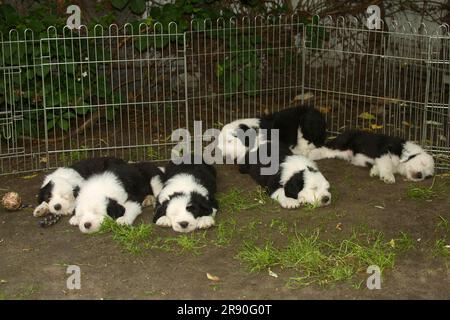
[179,221,189,229]
[415,172,423,180]
[84,222,92,229]
[54,204,62,211]
[321,196,330,205]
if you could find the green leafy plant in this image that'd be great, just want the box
[215,31,262,97]
[305,15,329,49]
[0,3,122,138]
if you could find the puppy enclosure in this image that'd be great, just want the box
[1,15,449,175]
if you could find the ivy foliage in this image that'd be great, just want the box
[0,1,326,138]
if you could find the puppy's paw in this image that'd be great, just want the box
[381,174,395,184]
[33,202,50,217]
[69,215,79,226]
[116,216,132,226]
[197,216,215,229]
[369,166,379,178]
[156,215,172,227]
[278,197,300,209]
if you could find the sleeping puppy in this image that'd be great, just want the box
[217,105,326,161]
[239,141,331,209]
[308,130,435,184]
[33,157,126,217]
[70,162,163,234]
[153,156,218,233]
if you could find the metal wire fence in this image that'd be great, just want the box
[0,15,449,175]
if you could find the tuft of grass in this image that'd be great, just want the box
[302,201,321,212]
[252,186,273,206]
[406,186,436,200]
[436,216,450,233]
[433,238,450,261]
[394,232,415,252]
[99,218,155,254]
[269,218,289,235]
[406,178,445,200]
[279,232,326,271]
[164,232,207,255]
[236,241,279,272]
[214,217,237,247]
[236,228,405,288]
[218,187,266,213]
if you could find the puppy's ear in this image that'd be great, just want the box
[188,192,214,217]
[284,171,304,199]
[72,186,80,198]
[38,181,54,204]
[106,198,126,219]
[153,200,168,223]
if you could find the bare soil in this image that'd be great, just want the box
[0,159,449,299]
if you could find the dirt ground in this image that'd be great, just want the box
[0,159,449,300]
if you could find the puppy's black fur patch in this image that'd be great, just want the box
[106,198,126,219]
[38,181,54,203]
[187,191,218,218]
[262,105,327,149]
[70,157,126,179]
[284,171,305,199]
[326,130,405,159]
[72,186,80,198]
[106,163,153,204]
[130,161,164,195]
[153,200,169,223]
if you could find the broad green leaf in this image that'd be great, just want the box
[59,118,70,131]
[47,118,56,131]
[135,36,150,52]
[111,0,129,11]
[129,0,146,15]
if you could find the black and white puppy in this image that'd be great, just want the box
[33,157,126,217]
[70,162,163,234]
[217,105,327,161]
[308,130,435,183]
[239,141,331,209]
[153,157,218,233]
